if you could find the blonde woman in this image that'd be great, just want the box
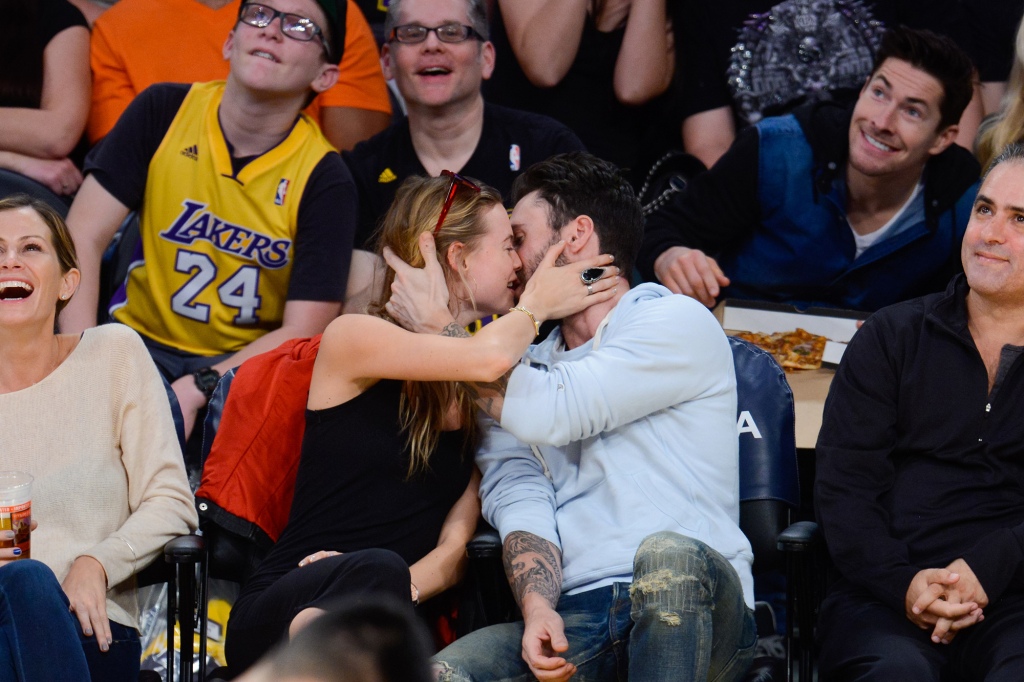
[976,16,1024,170]
[223,173,619,673]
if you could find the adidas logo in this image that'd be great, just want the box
[378,168,397,183]
[180,145,198,161]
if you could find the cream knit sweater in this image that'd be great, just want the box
[0,323,198,629]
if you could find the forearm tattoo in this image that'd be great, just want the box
[462,369,512,421]
[503,531,562,609]
[440,322,471,338]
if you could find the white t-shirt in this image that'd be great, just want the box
[852,181,924,258]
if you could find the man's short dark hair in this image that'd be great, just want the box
[511,152,643,275]
[871,26,975,130]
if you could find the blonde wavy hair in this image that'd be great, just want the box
[977,17,1024,170]
[369,174,504,477]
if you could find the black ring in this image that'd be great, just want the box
[580,267,605,286]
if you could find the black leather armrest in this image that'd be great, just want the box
[776,520,819,553]
[164,534,206,564]
[467,527,501,560]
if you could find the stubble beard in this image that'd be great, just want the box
[517,232,566,289]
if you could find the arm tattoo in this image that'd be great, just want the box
[503,531,562,609]
[462,369,512,421]
[440,322,471,338]
[435,323,511,419]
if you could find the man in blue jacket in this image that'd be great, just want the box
[814,143,1024,679]
[387,152,756,682]
[640,26,979,312]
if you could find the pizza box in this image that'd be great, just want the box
[715,299,866,368]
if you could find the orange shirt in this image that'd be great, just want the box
[88,0,390,143]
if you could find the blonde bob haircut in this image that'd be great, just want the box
[369,174,504,477]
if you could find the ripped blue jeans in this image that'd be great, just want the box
[435,532,756,682]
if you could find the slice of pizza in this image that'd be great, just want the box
[734,328,828,371]
[735,331,778,353]
[778,328,827,370]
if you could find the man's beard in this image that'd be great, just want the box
[517,232,567,290]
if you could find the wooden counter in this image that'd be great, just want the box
[784,367,834,449]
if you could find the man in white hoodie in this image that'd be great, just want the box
[387,152,755,682]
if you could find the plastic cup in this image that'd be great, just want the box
[0,471,33,560]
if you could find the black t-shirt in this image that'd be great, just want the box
[677,0,1024,124]
[676,0,884,124]
[1,0,88,164]
[40,0,86,45]
[483,9,670,181]
[85,83,357,302]
[871,0,1024,82]
[674,0,776,119]
[342,102,585,249]
[0,0,87,108]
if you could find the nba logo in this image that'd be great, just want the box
[509,144,521,171]
[275,178,290,206]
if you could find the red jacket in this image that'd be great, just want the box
[196,336,320,542]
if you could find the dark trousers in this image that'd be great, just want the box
[140,334,231,383]
[819,585,1024,682]
[0,559,140,681]
[224,548,411,675]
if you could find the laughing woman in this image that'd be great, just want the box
[0,194,197,681]
[224,173,619,673]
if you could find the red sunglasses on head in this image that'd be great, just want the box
[434,170,481,236]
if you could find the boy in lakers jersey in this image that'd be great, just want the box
[63,0,357,439]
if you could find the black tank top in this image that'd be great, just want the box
[243,379,473,593]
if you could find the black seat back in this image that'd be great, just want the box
[730,336,799,575]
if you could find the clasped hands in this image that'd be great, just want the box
[905,558,988,645]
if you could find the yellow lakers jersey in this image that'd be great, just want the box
[112,81,334,356]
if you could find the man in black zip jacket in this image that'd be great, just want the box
[639,26,979,313]
[814,144,1024,679]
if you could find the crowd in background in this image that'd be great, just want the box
[5,0,1024,680]
[7,0,1024,198]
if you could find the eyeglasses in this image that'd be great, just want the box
[434,170,481,236]
[389,23,484,44]
[238,3,330,58]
